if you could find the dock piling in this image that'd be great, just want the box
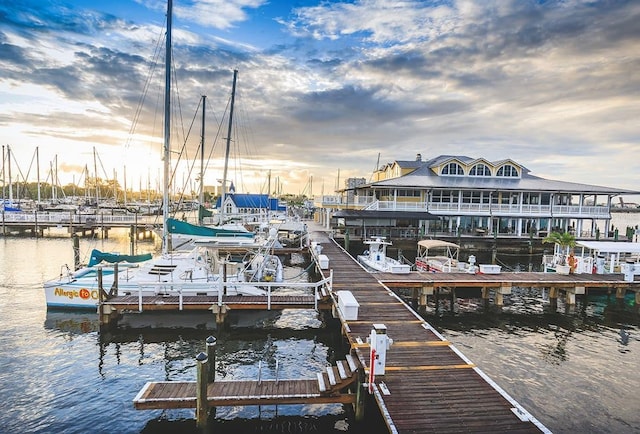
[196,352,209,428]
[206,336,217,383]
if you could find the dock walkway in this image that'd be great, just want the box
[315,231,549,433]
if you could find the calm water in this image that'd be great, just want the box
[1,215,640,433]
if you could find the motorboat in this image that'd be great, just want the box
[415,239,477,273]
[542,240,640,275]
[357,237,411,274]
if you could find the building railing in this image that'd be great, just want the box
[319,197,611,218]
[0,211,160,225]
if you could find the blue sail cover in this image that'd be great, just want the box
[87,249,153,267]
[167,218,254,239]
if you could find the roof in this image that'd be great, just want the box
[332,209,439,220]
[215,194,284,211]
[576,241,640,254]
[365,154,639,195]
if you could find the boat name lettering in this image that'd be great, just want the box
[54,287,99,300]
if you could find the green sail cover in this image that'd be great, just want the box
[198,205,213,221]
[87,249,153,267]
[167,218,254,238]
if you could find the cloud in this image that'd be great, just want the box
[0,0,639,195]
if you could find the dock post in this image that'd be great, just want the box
[547,287,558,312]
[195,352,209,428]
[354,364,366,422]
[616,286,627,301]
[449,287,456,312]
[206,336,217,382]
[210,304,229,327]
[344,229,350,252]
[481,287,490,309]
[129,225,135,256]
[72,234,80,270]
[418,286,431,315]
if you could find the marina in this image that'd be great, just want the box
[127,227,549,432]
[1,1,640,432]
[2,222,640,433]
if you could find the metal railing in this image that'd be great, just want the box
[319,197,611,218]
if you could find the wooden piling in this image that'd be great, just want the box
[206,336,216,383]
[354,363,366,422]
[72,234,80,270]
[196,352,209,428]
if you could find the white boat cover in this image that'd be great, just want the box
[576,241,640,254]
[417,240,460,249]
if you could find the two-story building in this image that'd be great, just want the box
[317,154,639,239]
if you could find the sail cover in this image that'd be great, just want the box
[87,249,153,267]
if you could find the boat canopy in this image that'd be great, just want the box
[87,249,153,267]
[417,240,460,250]
[575,241,640,255]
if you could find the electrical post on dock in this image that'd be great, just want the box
[366,323,393,393]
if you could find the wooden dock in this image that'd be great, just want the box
[315,232,550,433]
[134,354,360,409]
[376,266,640,309]
[97,272,334,327]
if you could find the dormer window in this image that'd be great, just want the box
[442,162,464,176]
[496,164,519,177]
[470,163,491,176]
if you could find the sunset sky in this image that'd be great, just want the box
[1,0,639,199]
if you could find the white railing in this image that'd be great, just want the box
[326,200,610,218]
[0,212,159,225]
[133,275,333,312]
[318,196,375,207]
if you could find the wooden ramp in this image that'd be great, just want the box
[134,355,359,409]
[315,234,550,433]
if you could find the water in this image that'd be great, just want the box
[0,232,361,434]
[2,222,640,433]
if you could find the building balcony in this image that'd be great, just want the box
[318,197,611,219]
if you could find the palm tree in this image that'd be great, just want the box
[542,231,576,265]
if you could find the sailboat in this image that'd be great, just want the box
[43,0,277,309]
[166,71,268,248]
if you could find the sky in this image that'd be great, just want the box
[1,0,639,201]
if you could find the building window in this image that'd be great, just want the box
[397,189,420,197]
[441,162,464,176]
[432,190,458,203]
[496,164,519,177]
[469,163,491,176]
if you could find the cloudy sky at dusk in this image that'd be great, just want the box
[1,0,639,199]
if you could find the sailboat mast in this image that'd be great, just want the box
[36,146,41,205]
[220,69,238,225]
[7,145,12,204]
[199,94,206,225]
[162,0,173,254]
